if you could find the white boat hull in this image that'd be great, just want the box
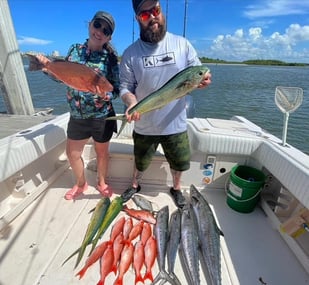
[0,113,308,285]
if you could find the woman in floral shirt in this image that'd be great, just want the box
[64,11,119,200]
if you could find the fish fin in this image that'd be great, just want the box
[105,115,127,137]
[62,247,80,266]
[88,206,96,214]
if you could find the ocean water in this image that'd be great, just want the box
[1,63,308,154]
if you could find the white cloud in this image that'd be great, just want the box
[206,24,309,62]
[17,36,52,46]
[244,0,309,18]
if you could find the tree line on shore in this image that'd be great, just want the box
[200,57,308,66]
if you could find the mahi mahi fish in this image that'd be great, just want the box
[106,65,210,136]
[90,196,123,253]
[190,184,224,285]
[62,197,110,268]
[26,53,113,96]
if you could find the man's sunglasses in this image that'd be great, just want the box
[138,6,161,22]
[93,20,111,37]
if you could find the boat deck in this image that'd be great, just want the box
[0,166,308,285]
[0,112,55,139]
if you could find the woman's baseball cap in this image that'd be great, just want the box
[91,11,115,34]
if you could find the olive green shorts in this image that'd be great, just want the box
[133,131,190,172]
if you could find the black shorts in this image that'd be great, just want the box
[67,113,117,143]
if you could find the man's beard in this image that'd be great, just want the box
[140,17,166,43]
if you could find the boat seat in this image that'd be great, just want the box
[0,113,69,182]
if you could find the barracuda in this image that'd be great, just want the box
[106,65,210,136]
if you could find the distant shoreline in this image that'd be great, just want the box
[200,58,308,67]
[21,53,308,67]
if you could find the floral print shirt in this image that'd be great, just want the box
[65,40,120,119]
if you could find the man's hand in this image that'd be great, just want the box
[122,92,141,122]
[125,106,141,122]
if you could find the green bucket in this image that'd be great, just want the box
[226,165,266,213]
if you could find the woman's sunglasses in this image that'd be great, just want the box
[93,20,111,37]
[138,6,161,22]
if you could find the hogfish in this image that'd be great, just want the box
[26,53,113,96]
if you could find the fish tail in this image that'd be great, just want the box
[111,264,118,275]
[75,267,87,280]
[170,272,182,285]
[113,276,123,285]
[62,248,80,266]
[153,270,178,285]
[96,281,103,285]
[74,247,86,269]
[143,270,154,282]
[105,115,127,137]
[89,238,99,254]
[135,273,143,285]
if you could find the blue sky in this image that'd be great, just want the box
[8,0,309,63]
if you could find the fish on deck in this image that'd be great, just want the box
[26,53,113,96]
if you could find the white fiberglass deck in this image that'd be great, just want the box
[0,167,308,285]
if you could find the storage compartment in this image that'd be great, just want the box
[261,169,309,274]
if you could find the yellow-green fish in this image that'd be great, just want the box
[90,196,124,253]
[106,65,210,136]
[62,197,110,267]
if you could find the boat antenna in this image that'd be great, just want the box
[166,0,169,30]
[183,0,188,37]
[132,14,135,43]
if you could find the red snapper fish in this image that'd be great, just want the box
[133,240,145,285]
[122,205,156,224]
[26,53,113,96]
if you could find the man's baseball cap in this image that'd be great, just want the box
[132,0,158,15]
